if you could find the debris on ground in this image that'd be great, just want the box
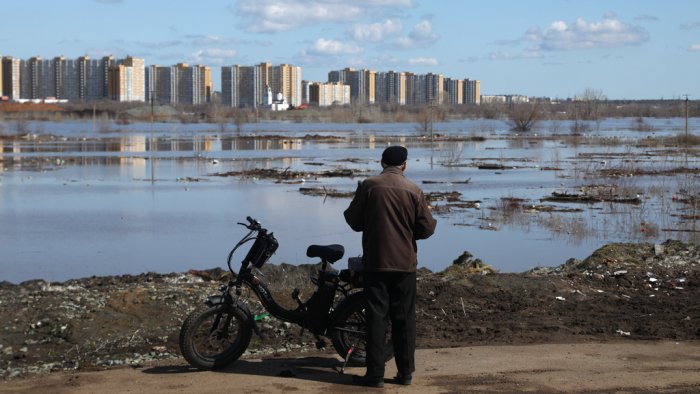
[0,240,698,380]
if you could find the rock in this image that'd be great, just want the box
[654,244,665,256]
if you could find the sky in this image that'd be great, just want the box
[2,0,699,100]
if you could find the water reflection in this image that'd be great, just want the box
[1,117,698,283]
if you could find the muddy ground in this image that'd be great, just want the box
[0,240,698,381]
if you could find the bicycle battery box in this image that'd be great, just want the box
[244,232,279,268]
[348,256,364,271]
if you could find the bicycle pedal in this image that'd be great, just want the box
[315,339,327,349]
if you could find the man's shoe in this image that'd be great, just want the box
[391,373,412,385]
[352,375,385,388]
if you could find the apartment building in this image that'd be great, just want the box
[388,71,406,105]
[329,67,375,105]
[221,62,302,108]
[308,81,350,106]
[221,65,241,107]
[108,57,145,102]
[146,65,177,104]
[176,63,212,105]
[2,51,481,107]
[423,73,444,105]
[270,64,302,107]
[6,55,119,102]
[1,57,21,100]
[221,63,265,108]
[444,77,463,105]
[464,79,481,104]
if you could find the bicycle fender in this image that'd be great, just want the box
[204,295,263,339]
[330,291,366,322]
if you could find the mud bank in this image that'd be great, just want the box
[0,240,698,380]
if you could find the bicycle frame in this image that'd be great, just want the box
[179,216,385,370]
[220,217,353,335]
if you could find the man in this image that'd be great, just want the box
[344,145,437,388]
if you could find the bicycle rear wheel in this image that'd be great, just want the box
[330,292,393,365]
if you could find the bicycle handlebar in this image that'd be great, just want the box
[237,216,262,231]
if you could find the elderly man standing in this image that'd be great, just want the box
[344,145,437,388]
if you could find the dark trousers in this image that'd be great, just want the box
[364,271,416,378]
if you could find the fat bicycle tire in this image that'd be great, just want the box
[179,303,253,370]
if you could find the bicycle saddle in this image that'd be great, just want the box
[306,244,345,264]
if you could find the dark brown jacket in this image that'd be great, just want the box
[344,166,437,272]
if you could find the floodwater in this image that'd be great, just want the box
[1,117,699,283]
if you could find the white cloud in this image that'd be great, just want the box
[396,19,439,48]
[408,57,438,66]
[531,17,649,51]
[234,0,412,33]
[688,44,700,52]
[307,38,363,55]
[191,48,237,65]
[350,19,403,42]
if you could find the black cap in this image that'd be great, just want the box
[382,146,408,166]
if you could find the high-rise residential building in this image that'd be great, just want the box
[2,57,22,100]
[221,65,242,107]
[240,64,263,107]
[146,65,175,104]
[203,66,212,103]
[375,71,406,105]
[78,55,114,101]
[424,73,444,105]
[51,56,88,101]
[444,78,463,105]
[59,57,81,100]
[177,63,211,105]
[108,56,145,102]
[222,62,301,108]
[329,67,375,104]
[145,65,157,103]
[20,57,41,99]
[404,72,418,105]
[328,67,354,86]
[13,55,116,101]
[301,80,311,104]
[270,64,302,107]
[464,79,481,104]
[308,81,350,106]
[374,72,387,104]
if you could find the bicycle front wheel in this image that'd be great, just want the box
[179,303,253,370]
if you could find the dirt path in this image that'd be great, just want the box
[2,341,698,393]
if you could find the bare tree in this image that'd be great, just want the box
[414,106,434,138]
[508,102,540,132]
[208,95,228,133]
[575,88,607,121]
